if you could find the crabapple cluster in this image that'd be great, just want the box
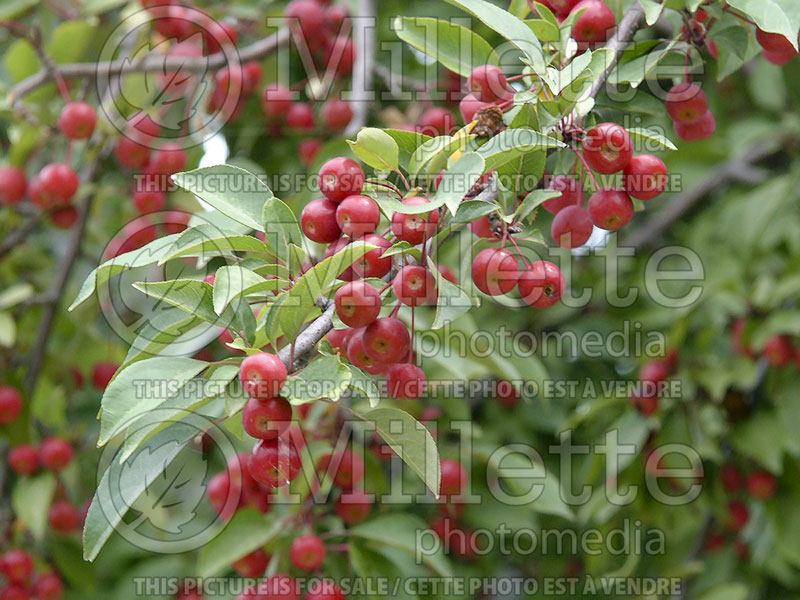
[666,83,715,142]
[428,458,474,561]
[0,549,65,600]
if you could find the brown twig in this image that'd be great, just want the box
[588,1,647,100]
[0,211,43,261]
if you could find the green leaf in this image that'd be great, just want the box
[427,256,475,329]
[97,357,208,446]
[409,135,475,182]
[346,365,382,408]
[0,0,38,19]
[171,166,274,232]
[351,514,451,576]
[444,0,547,81]
[12,473,56,542]
[477,128,564,171]
[122,309,202,367]
[196,509,283,577]
[383,129,433,154]
[362,407,440,497]
[627,127,678,151]
[434,151,486,215]
[0,283,34,310]
[524,18,561,43]
[158,225,270,265]
[133,279,224,325]
[697,583,750,600]
[262,197,304,267]
[212,266,286,315]
[452,200,500,223]
[347,127,400,170]
[514,189,562,223]
[283,355,352,404]
[727,0,800,50]
[394,16,498,77]
[0,312,15,347]
[639,0,665,25]
[69,235,181,311]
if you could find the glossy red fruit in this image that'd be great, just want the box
[133,189,166,213]
[115,136,150,169]
[469,216,496,239]
[232,547,269,578]
[393,266,436,307]
[248,437,302,488]
[756,28,798,55]
[239,353,288,400]
[665,83,709,123]
[301,197,341,243]
[467,64,507,102]
[335,489,372,524]
[39,438,73,471]
[306,582,346,600]
[318,157,365,203]
[762,335,793,367]
[326,328,352,353]
[623,154,668,200]
[673,110,716,141]
[587,188,634,231]
[544,175,584,214]
[335,194,380,237]
[385,363,426,399]
[335,281,381,328]
[207,472,237,518]
[748,470,777,500]
[324,36,356,77]
[459,93,490,123]
[639,359,670,384]
[1,549,33,584]
[440,458,468,496]
[8,445,38,476]
[33,163,80,208]
[92,362,119,390]
[551,205,593,248]
[720,464,744,493]
[529,0,580,16]
[261,84,293,119]
[285,0,328,51]
[0,166,27,205]
[322,98,353,130]
[33,573,63,600]
[347,328,387,375]
[570,0,616,48]
[350,234,392,278]
[391,197,440,245]
[581,123,633,174]
[242,396,293,440]
[517,261,565,308]
[298,139,322,167]
[727,501,749,531]
[417,107,456,136]
[48,501,80,533]
[363,317,411,364]
[286,103,315,132]
[0,386,23,424]
[290,535,326,571]
[58,101,97,140]
[471,248,519,295]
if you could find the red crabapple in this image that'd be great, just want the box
[149,142,187,174]
[417,107,456,136]
[467,64,508,102]
[363,317,411,364]
[326,328,353,353]
[335,489,372,524]
[133,189,166,214]
[347,328,388,375]
[324,36,356,77]
[747,470,777,500]
[302,197,342,243]
[393,265,436,307]
[58,101,97,140]
[623,154,668,200]
[469,216,496,239]
[471,248,519,295]
[335,194,380,237]
[544,175,584,214]
[318,157,365,203]
[587,188,634,231]
[33,573,63,600]
[322,98,353,130]
[0,166,27,205]
[261,84,293,119]
[665,83,709,123]
[39,438,73,471]
[335,281,381,327]
[115,136,150,169]
[551,205,593,248]
[8,445,38,476]
[391,197,440,244]
[33,163,80,208]
[673,110,716,141]
[239,352,288,400]
[242,396,293,440]
[1,549,33,584]
[763,48,797,65]
[92,362,119,390]
[721,465,744,493]
[0,386,23,424]
[631,392,658,416]
[727,501,749,531]
[248,437,302,488]
[233,548,269,577]
[517,261,565,308]
[242,61,263,95]
[459,93,490,123]
[284,0,328,51]
[48,501,80,533]
[639,359,670,384]
[762,335,793,367]
[327,5,349,33]
[207,471,238,518]
[299,139,322,166]
[286,103,315,131]
[290,535,326,571]
[440,458,467,496]
[496,380,519,408]
[385,363,426,399]
[319,449,365,488]
[570,0,616,48]
[529,0,580,16]
[350,234,392,278]
[581,123,633,174]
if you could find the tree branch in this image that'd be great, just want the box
[588,1,646,100]
[0,211,43,261]
[8,29,291,106]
